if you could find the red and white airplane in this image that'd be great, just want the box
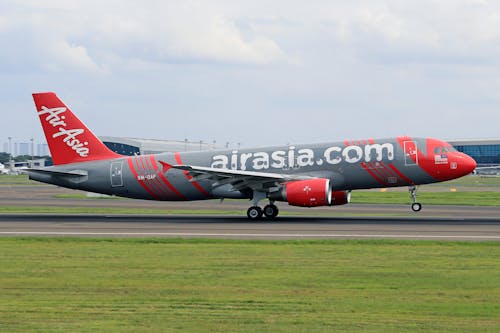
[27,92,477,219]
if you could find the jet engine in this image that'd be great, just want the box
[267,178,326,207]
[331,190,351,206]
[268,178,351,207]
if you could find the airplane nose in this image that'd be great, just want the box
[460,153,477,175]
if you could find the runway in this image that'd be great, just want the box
[1,184,500,240]
[1,214,500,240]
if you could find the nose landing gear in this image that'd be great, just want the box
[409,185,422,212]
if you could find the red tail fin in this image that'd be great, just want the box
[32,92,121,165]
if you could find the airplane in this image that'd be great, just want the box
[27,92,477,219]
[0,162,9,175]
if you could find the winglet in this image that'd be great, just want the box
[32,92,122,165]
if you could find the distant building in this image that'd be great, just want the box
[449,139,500,166]
[99,136,217,156]
[36,143,49,156]
[18,142,30,156]
[3,158,47,174]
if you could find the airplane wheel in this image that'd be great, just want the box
[247,206,263,220]
[411,202,422,212]
[263,204,279,219]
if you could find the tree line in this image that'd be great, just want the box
[0,152,53,165]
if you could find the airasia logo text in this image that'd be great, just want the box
[211,143,394,170]
[38,106,89,157]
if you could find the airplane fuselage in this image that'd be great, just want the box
[29,136,473,201]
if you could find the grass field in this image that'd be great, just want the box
[352,191,500,206]
[0,238,499,332]
[0,174,39,185]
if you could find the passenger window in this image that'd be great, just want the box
[434,147,441,154]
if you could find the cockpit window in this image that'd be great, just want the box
[434,146,457,154]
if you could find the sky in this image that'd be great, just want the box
[1,0,500,150]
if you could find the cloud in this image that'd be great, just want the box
[324,1,500,66]
[2,0,500,145]
[3,0,500,72]
[0,0,287,74]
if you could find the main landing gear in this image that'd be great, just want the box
[247,191,279,220]
[408,185,422,212]
[247,204,279,220]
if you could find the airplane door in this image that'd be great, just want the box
[404,141,418,166]
[110,161,123,187]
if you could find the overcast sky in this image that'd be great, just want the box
[1,0,499,149]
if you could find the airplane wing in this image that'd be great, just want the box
[164,163,312,192]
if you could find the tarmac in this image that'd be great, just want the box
[1,184,499,241]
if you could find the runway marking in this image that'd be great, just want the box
[1,231,499,239]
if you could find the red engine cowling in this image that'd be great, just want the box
[284,178,332,207]
[268,179,351,207]
[331,190,351,206]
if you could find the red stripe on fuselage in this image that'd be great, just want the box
[388,164,414,185]
[174,152,209,196]
[143,155,172,197]
[378,162,409,186]
[368,162,390,178]
[380,162,399,178]
[360,162,386,186]
[127,157,159,199]
[134,156,164,196]
[151,155,187,200]
[368,162,400,185]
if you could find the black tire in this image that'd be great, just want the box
[247,206,263,220]
[263,204,279,218]
[411,202,422,212]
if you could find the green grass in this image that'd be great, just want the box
[0,238,499,332]
[0,174,39,185]
[352,191,500,206]
[432,175,500,187]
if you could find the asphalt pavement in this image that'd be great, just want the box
[1,184,499,240]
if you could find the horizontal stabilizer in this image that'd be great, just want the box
[26,168,89,184]
[26,168,88,177]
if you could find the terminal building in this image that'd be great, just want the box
[448,139,500,166]
[100,136,218,155]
